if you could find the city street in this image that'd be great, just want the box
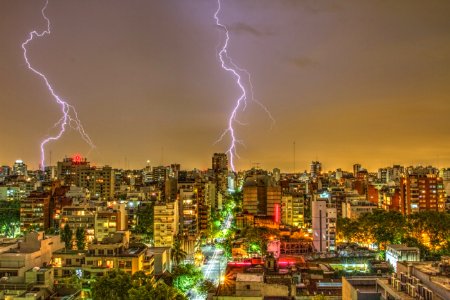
[201,244,227,284]
[190,212,233,300]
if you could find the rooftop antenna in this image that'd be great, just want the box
[293,141,296,174]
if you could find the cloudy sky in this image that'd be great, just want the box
[1,0,449,172]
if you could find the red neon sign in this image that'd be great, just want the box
[274,203,280,223]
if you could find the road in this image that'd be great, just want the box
[190,212,233,300]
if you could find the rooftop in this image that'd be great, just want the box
[387,244,419,251]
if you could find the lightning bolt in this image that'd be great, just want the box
[214,0,274,172]
[21,0,94,170]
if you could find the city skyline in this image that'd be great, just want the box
[1,0,450,171]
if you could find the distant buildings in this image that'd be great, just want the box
[57,156,114,200]
[12,160,27,177]
[310,161,322,178]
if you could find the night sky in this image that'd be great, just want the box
[1,0,450,171]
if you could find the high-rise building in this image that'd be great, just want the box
[378,168,388,183]
[153,201,179,247]
[266,185,281,220]
[20,192,51,232]
[60,205,97,243]
[78,166,115,200]
[151,166,168,184]
[440,168,450,199]
[0,165,11,178]
[312,199,336,253]
[212,153,228,173]
[281,193,305,228]
[179,184,199,238]
[57,156,90,185]
[400,173,446,215]
[13,160,28,177]
[243,174,268,215]
[310,161,322,178]
[353,163,362,177]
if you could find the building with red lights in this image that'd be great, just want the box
[400,173,446,215]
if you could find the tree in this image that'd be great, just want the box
[367,210,406,249]
[197,279,216,297]
[171,237,187,266]
[133,203,154,242]
[164,263,202,294]
[242,226,278,256]
[131,271,152,287]
[129,282,186,300]
[91,269,132,300]
[60,224,73,250]
[75,227,86,250]
[0,200,20,237]
[408,211,450,251]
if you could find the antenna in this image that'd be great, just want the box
[293,141,296,174]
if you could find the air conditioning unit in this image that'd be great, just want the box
[400,282,406,292]
[394,280,401,291]
[417,283,423,295]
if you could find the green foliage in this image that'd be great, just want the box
[91,269,132,300]
[0,200,20,237]
[129,282,186,300]
[171,237,187,266]
[60,224,73,250]
[164,263,203,294]
[241,226,278,256]
[366,210,406,248]
[408,211,450,251]
[216,236,232,259]
[133,203,154,242]
[91,269,186,300]
[338,210,450,258]
[75,227,85,250]
[197,279,216,297]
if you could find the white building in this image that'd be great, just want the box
[386,244,420,271]
[312,200,336,253]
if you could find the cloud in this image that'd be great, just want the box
[287,56,318,68]
[229,22,273,37]
[279,0,341,14]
